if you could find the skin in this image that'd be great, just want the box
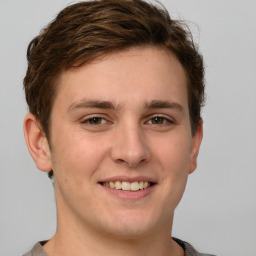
[24,46,203,256]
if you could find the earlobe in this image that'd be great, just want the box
[23,113,52,172]
[189,121,203,174]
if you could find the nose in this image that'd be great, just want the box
[110,123,151,168]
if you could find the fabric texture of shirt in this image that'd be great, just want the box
[23,238,216,256]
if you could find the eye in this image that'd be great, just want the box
[147,115,173,125]
[81,117,107,125]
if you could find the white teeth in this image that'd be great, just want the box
[122,182,131,191]
[143,181,149,189]
[115,181,122,190]
[139,181,144,190]
[130,181,139,191]
[109,181,115,188]
[102,181,151,191]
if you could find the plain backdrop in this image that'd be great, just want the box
[0,0,255,255]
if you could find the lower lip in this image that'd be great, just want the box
[100,184,156,200]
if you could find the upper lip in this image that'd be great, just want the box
[98,176,157,184]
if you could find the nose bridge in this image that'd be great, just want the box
[111,119,150,167]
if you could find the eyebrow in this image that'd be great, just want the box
[67,99,184,112]
[145,100,184,112]
[67,99,118,112]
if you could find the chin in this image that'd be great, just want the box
[105,225,153,240]
[99,211,160,239]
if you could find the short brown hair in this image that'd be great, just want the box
[24,0,205,177]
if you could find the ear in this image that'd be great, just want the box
[23,113,52,172]
[189,121,203,174]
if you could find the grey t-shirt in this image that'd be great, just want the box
[23,238,215,256]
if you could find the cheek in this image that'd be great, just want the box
[50,129,108,184]
[154,133,192,173]
[153,133,192,204]
[50,132,109,208]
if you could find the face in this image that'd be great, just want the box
[45,47,202,238]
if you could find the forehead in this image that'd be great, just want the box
[54,46,188,110]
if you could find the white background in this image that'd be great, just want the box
[0,0,255,255]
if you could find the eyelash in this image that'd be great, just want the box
[80,115,174,126]
[146,115,174,125]
[80,116,108,125]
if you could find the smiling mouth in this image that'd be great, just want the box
[100,181,153,191]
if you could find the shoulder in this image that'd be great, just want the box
[23,242,48,256]
[173,237,216,256]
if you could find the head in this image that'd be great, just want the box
[23,0,205,241]
[24,0,204,140]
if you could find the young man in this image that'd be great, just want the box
[23,0,214,255]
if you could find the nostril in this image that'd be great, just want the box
[115,159,126,164]
[115,158,146,168]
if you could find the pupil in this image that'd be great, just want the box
[153,117,162,124]
[90,118,101,124]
